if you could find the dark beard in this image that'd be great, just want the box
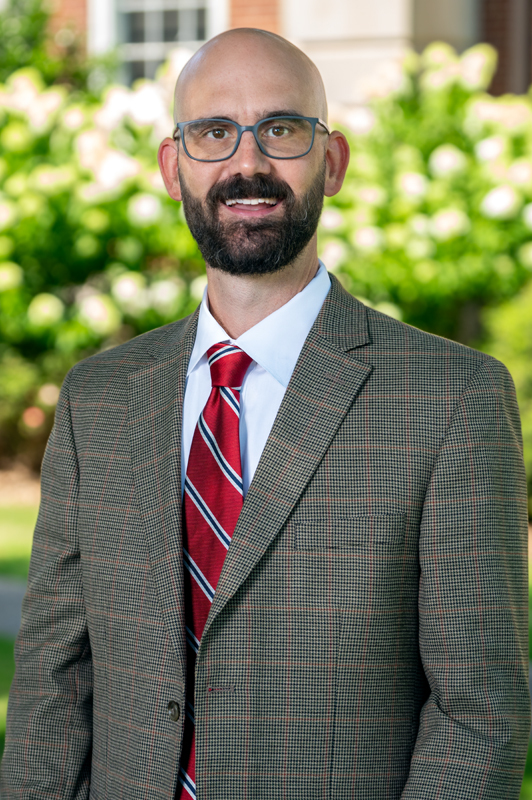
[179,165,326,275]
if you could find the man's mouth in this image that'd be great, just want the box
[222,197,282,215]
[224,197,278,206]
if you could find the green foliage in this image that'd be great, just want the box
[0,0,115,93]
[0,57,205,465]
[321,42,532,343]
[482,282,532,508]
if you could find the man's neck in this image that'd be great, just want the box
[205,245,320,340]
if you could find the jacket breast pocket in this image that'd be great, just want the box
[291,512,406,551]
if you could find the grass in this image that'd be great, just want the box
[0,506,37,579]
[0,506,531,792]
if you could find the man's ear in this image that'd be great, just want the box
[324,131,350,198]
[158,137,182,201]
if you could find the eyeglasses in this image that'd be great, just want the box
[172,115,330,162]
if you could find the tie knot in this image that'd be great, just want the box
[207,343,252,389]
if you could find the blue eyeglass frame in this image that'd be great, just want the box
[172,115,331,162]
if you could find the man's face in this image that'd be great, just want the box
[172,40,330,275]
[178,162,326,275]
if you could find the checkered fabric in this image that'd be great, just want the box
[0,275,530,800]
[179,343,252,799]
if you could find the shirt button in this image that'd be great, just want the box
[167,700,180,722]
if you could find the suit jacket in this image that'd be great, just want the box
[1,275,530,799]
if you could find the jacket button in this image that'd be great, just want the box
[167,700,180,722]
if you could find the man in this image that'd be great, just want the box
[1,28,530,800]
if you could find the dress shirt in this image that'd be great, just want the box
[181,261,331,496]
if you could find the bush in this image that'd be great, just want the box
[321,43,532,344]
[0,54,204,466]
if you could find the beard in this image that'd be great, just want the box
[178,163,326,275]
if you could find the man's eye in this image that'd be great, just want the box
[205,128,229,140]
[268,125,289,137]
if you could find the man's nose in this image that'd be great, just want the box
[229,130,271,176]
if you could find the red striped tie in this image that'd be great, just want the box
[177,343,252,799]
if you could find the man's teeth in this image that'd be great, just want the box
[225,198,277,206]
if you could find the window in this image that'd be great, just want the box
[118,0,208,83]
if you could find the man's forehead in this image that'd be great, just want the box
[174,30,327,123]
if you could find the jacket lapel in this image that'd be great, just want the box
[206,277,373,630]
[127,312,199,674]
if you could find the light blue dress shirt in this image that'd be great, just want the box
[181,261,331,496]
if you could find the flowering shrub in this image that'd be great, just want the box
[0,52,204,465]
[321,42,532,343]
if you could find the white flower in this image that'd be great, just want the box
[129,83,168,127]
[353,226,384,250]
[0,261,23,291]
[94,86,132,130]
[320,209,344,230]
[78,294,121,335]
[128,193,162,225]
[359,59,407,100]
[37,384,60,407]
[507,159,532,187]
[398,172,428,199]
[0,199,17,230]
[344,107,375,136]
[430,208,470,240]
[475,136,505,162]
[480,185,521,219]
[27,293,64,327]
[459,45,497,90]
[522,204,532,230]
[33,165,75,194]
[357,185,386,206]
[62,107,85,130]
[190,275,207,301]
[429,144,467,177]
[319,239,345,271]
[111,272,149,316]
[149,279,185,315]
[99,152,141,190]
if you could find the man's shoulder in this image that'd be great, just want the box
[66,311,197,386]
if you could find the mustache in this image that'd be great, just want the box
[206,174,294,207]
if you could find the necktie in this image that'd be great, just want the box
[178,343,252,799]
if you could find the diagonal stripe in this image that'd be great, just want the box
[179,767,196,799]
[208,344,240,366]
[186,700,195,724]
[185,477,232,549]
[183,548,215,602]
[185,625,200,654]
[198,415,243,494]
[220,386,240,416]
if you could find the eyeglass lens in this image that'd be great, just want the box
[182,117,314,160]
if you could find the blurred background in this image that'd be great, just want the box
[0,0,531,793]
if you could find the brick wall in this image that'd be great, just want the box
[230,0,280,34]
[49,0,87,41]
[481,0,531,94]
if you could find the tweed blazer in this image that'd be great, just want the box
[1,275,530,799]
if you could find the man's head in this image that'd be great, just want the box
[158,28,349,276]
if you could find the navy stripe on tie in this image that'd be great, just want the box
[198,414,243,494]
[179,767,196,799]
[208,344,240,366]
[220,386,240,416]
[185,477,232,550]
[183,548,215,602]
[185,625,200,654]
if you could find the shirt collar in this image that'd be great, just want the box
[187,261,331,387]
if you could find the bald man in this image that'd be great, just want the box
[1,28,530,800]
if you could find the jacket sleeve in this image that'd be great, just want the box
[0,368,93,799]
[402,358,531,799]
